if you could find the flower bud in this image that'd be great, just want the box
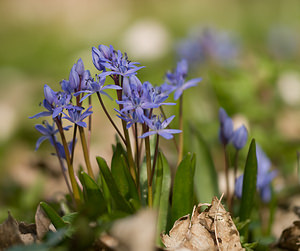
[232,125,248,150]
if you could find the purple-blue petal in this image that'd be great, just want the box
[139,131,157,138]
[29,111,52,119]
[157,131,174,140]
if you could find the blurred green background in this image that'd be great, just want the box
[0,0,300,233]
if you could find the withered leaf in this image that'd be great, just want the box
[160,215,191,249]
[277,220,300,251]
[0,212,24,250]
[35,204,51,240]
[162,197,244,251]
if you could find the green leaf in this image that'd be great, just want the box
[96,156,134,214]
[40,202,68,229]
[80,172,107,216]
[100,169,112,214]
[153,152,163,209]
[62,212,78,224]
[139,157,149,207]
[154,152,171,246]
[239,139,257,235]
[171,153,195,225]
[111,143,140,205]
[192,128,219,203]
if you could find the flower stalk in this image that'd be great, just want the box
[55,117,80,207]
[177,95,184,165]
[79,126,95,180]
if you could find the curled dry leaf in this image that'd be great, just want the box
[35,203,51,240]
[0,212,23,250]
[161,197,244,251]
[0,212,37,250]
[277,220,300,251]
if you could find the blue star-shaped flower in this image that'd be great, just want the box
[139,115,181,140]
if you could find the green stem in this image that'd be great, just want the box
[78,126,95,180]
[143,123,152,207]
[177,95,184,165]
[121,119,137,184]
[87,96,92,154]
[234,150,239,183]
[150,135,159,185]
[134,123,140,195]
[223,144,231,212]
[51,135,73,199]
[70,124,77,165]
[96,92,126,145]
[231,149,239,213]
[55,117,80,208]
[115,77,137,186]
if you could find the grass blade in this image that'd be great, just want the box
[171,153,194,225]
[96,156,134,214]
[239,139,257,235]
[192,127,219,203]
[40,202,67,229]
[155,152,171,246]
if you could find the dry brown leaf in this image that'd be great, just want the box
[0,212,39,250]
[0,212,24,250]
[161,215,191,249]
[277,220,300,251]
[35,203,51,240]
[162,197,244,251]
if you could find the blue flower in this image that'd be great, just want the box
[115,109,139,129]
[74,75,122,102]
[162,59,202,100]
[176,27,239,67]
[92,45,114,71]
[235,144,277,202]
[30,85,72,119]
[117,76,174,124]
[92,44,144,77]
[56,140,76,160]
[218,108,248,149]
[139,115,181,140]
[232,125,248,150]
[34,121,71,151]
[62,106,93,128]
[61,58,91,94]
[218,107,234,145]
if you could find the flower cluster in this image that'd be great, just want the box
[115,76,175,129]
[176,27,239,67]
[218,107,248,150]
[92,44,144,78]
[29,58,96,164]
[30,43,201,207]
[235,144,277,202]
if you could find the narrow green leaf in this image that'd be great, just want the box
[62,212,78,224]
[111,143,129,198]
[155,152,171,246]
[139,157,148,207]
[171,153,194,225]
[100,170,112,214]
[80,172,107,215]
[192,128,219,203]
[153,152,163,209]
[239,139,257,234]
[96,156,134,214]
[40,202,67,229]
[111,143,140,204]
